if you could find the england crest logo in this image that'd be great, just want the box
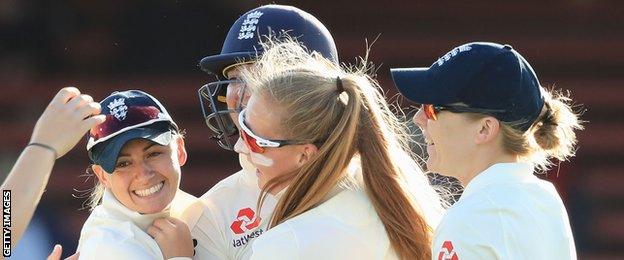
[238,11,263,40]
[108,98,128,121]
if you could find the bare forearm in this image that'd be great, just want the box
[2,145,56,247]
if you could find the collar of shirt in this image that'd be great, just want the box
[460,162,535,201]
[101,190,171,232]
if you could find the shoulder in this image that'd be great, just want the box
[432,191,504,259]
[251,223,299,260]
[252,190,388,259]
[199,169,255,202]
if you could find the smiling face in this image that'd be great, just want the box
[412,106,478,178]
[239,94,316,192]
[93,136,187,214]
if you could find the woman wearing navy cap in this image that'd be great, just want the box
[391,42,583,259]
[77,90,195,259]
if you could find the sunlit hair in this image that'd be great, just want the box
[240,38,445,260]
[79,131,184,211]
[467,89,584,172]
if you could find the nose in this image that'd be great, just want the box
[413,107,428,129]
[134,160,156,182]
[234,137,250,155]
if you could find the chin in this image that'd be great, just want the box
[138,201,169,214]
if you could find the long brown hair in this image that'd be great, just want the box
[241,39,443,259]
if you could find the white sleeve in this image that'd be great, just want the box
[187,199,230,260]
[250,224,299,260]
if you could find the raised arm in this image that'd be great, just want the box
[2,87,105,246]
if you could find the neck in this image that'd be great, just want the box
[455,150,519,186]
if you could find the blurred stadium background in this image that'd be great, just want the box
[1,0,622,259]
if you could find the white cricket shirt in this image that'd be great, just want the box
[77,189,196,260]
[182,155,278,260]
[249,183,398,259]
[432,162,576,260]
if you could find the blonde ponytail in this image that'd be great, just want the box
[242,38,443,260]
[496,88,584,171]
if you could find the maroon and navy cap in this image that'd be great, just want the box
[87,90,178,173]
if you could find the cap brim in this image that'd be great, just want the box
[89,126,173,173]
[390,67,455,105]
[199,51,256,76]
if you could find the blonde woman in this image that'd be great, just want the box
[77,90,195,259]
[391,42,582,259]
[234,40,444,259]
[189,4,340,259]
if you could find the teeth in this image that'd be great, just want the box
[134,182,164,197]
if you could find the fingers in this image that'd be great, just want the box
[52,87,81,105]
[77,101,102,120]
[152,218,177,232]
[66,94,95,110]
[147,224,163,240]
[81,114,107,132]
[149,217,189,240]
[166,217,185,226]
[46,244,62,260]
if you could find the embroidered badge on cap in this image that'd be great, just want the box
[438,240,459,260]
[238,11,263,40]
[108,98,128,121]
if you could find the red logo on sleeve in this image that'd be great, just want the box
[230,207,262,234]
[437,240,459,260]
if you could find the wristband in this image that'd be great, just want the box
[27,143,58,159]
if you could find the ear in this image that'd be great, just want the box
[92,165,112,189]
[297,143,319,166]
[475,116,500,145]
[175,136,188,167]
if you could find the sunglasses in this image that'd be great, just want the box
[237,110,305,153]
[422,104,506,121]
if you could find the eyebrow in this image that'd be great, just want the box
[117,142,160,158]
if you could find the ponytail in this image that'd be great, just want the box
[498,88,583,171]
[242,38,443,259]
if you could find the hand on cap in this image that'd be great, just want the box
[147,217,194,259]
[29,87,106,159]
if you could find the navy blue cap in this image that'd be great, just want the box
[87,90,178,173]
[391,42,544,131]
[88,122,174,173]
[199,4,338,77]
